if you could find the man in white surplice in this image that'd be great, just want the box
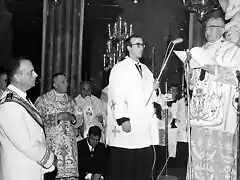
[0,58,56,180]
[106,35,160,180]
[75,81,106,142]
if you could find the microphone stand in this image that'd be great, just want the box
[236,71,240,180]
[184,49,192,180]
[164,81,169,177]
[146,42,177,106]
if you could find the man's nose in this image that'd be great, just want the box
[33,71,38,78]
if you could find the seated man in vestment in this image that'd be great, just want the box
[78,126,107,180]
[35,73,83,180]
[187,16,240,180]
[75,81,106,143]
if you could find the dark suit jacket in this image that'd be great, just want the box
[78,138,107,180]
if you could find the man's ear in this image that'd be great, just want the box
[13,74,20,83]
[127,45,131,52]
[53,82,58,89]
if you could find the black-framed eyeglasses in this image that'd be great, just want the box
[131,43,145,48]
[205,25,224,31]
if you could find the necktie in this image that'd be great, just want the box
[90,147,94,157]
[135,63,142,77]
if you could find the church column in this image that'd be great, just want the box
[41,0,85,96]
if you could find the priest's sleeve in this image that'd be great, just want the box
[69,99,83,128]
[108,66,129,126]
[0,102,54,169]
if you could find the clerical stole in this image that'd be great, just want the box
[35,89,81,179]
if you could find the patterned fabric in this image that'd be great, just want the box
[35,89,82,178]
[187,126,237,180]
[56,177,79,180]
[189,39,240,134]
[75,94,106,141]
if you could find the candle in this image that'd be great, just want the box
[124,22,127,35]
[114,23,117,36]
[103,54,106,68]
[119,17,122,29]
[107,41,111,53]
[129,24,133,36]
[113,53,116,65]
[108,24,111,38]
[116,43,119,52]
[121,40,124,52]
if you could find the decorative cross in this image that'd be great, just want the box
[112,126,120,137]
[110,100,116,111]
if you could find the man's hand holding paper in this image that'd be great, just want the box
[174,47,218,69]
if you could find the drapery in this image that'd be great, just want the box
[41,0,85,96]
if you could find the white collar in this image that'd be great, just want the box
[125,56,141,65]
[87,139,94,152]
[206,36,224,45]
[7,84,27,99]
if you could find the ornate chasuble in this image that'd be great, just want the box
[189,39,240,134]
[107,56,159,149]
[35,89,82,178]
[75,94,106,139]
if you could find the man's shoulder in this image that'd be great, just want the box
[96,142,106,150]
[78,138,88,146]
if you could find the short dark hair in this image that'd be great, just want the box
[124,35,142,56]
[52,72,66,85]
[80,81,91,87]
[88,126,102,137]
[0,66,7,77]
[6,57,27,81]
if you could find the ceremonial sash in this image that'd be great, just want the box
[0,92,45,130]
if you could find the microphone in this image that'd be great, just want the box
[172,38,183,44]
[236,70,240,76]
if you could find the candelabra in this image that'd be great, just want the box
[182,0,220,22]
[103,17,134,71]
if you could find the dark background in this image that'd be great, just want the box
[1,0,189,98]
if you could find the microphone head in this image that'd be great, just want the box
[173,38,183,44]
[236,70,240,75]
